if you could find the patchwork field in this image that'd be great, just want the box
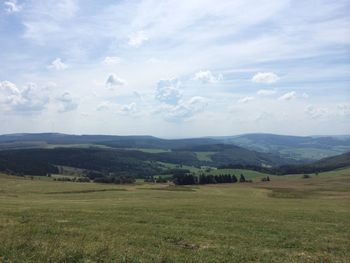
[0,169,349,262]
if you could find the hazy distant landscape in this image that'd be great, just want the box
[1,0,349,262]
[1,133,350,179]
[0,132,349,262]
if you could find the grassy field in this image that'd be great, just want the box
[125,148,171,153]
[195,152,215,162]
[44,144,112,149]
[0,169,349,262]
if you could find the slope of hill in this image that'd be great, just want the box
[0,133,349,175]
[213,133,350,161]
[0,133,217,150]
[0,145,298,177]
[174,143,298,166]
[276,152,350,175]
[0,148,162,177]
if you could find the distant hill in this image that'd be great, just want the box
[0,145,297,177]
[174,143,298,166]
[0,133,217,150]
[1,133,349,161]
[221,152,350,175]
[0,132,349,171]
[275,152,350,175]
[212,133,350,161]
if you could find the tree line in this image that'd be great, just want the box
[173,173,249,185]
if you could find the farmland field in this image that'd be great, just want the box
[195,152,215,162]
[0,169,349,262]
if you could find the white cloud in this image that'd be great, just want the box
[128,31,148,47]
[0,81,49,112]
[305,105,329,119]
[106,74,126,86]
[252,72,279,84]
[96,102,110,111]
[48,58,68,70]
[155,78,182,105]
[193,70,223,84]
[337,103,350,116]
[0,80,20,101]
[103,56,121,65]
[161,96,208,122]
[118,102,138,116]
[4,0,21,13]
[257,89,276,96]
[238,96,254,103]
[278,91,296,101]
[56,92,78,112]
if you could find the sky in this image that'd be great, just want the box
[0,0,349,137]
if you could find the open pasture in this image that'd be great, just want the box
[0,169,349,262]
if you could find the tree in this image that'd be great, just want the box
[239,174,246,183]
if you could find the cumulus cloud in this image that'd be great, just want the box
[278,91,296,101]
[161,96,208,121]
[103,56,121,65]
[0,80,20,100]
[238,96,254,103]
[96,101,110,111]
[0,81,49,112]
[155,78,182,105]
[257,89,276,96]
[56,92,78,112]
[106,74,126,86]
[4,0,21,13]
[119,102,138,116]
[193,70,223,84]
[337,103,350,116]
[48,58,68,70]
[305,105,329,119]
[252,72,279,84]
[128,31,148,47]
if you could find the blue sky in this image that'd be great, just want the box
[0,0,349,137]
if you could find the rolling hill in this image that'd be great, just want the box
[212,133,350,161]
[275,152,350,175]
[0,133,349,178]
[1,133,349,162]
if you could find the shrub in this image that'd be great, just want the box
[155,176,168,183]
[239,174,246,183]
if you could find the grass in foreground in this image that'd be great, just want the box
[0,168,349,262]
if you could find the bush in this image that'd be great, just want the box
[75,177,90,183]
[239,174,246,183]
[155,176,168,183]
[54,177,73,182]
[261,176,270,182]
[94,175,135,184]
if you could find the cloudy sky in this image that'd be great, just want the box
[0,0,349,137]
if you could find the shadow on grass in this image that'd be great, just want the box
[44,189,127,195]
[267,188,316,199]
[137,186,197,192]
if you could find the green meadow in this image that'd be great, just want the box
[0,169,349,262]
